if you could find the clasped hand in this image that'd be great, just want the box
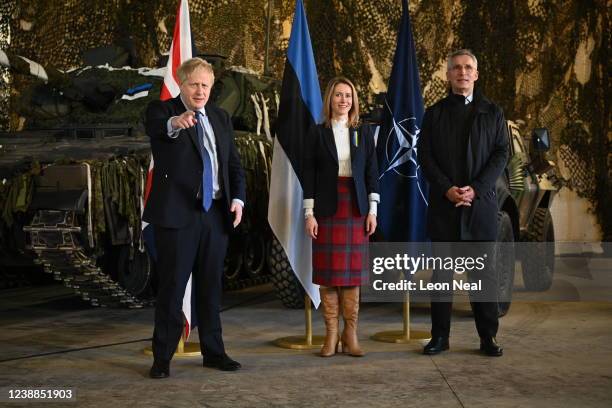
[446,186,475,207]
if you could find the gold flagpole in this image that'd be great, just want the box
[144,318,200,357]
[371,291,429,343]
[274,294,325,349]
[174,330,200,356]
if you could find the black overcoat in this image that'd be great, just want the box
[418,93,509,241]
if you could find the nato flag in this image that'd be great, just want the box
[376,0,429,242]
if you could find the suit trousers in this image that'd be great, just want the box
[152,199,229,362]
[430,241,499,339]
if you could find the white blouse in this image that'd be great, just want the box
[332,118,352,177]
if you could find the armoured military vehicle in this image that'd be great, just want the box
[0,50,281,307]
[495,121,560,315]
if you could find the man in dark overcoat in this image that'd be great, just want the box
[418,49,509,356]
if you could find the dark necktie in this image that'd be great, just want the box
[195,111,213,211]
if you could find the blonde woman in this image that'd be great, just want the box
[303,77,379,357]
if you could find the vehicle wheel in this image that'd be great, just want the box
[522,208,555,291]
[268,237,305,309]
[224,235,244,282]
[243,234,266,277]
[496,211,515,317]
[117,245,154,299]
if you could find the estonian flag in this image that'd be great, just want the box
[121,83,153,101]
[376,0,429,242]
[268,0,322,308]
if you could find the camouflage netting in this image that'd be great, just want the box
[0,1,13,131]
[2,0,609,239]
[12,66,163,129]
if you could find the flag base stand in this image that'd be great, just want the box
[143,335,201,357]
[371,296,430,344]
[370,329,430,343]
[274,335,326,350]
[274,295,325,350]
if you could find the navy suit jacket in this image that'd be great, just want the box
[143,96,246,229]
[303,123,379,217]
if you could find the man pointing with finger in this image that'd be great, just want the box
[144,57,246,378]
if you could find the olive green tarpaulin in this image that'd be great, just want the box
[0,161,40,226]
[0,134,271,255]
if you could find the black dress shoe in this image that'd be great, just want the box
[202,354,241,371]
[423,337,449,355]
[480,337,503,357]
[149,360,170,379]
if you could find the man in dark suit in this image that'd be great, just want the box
[418,49,509,357]
[144,57,246,378]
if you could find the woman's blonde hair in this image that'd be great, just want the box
[321,76,360,128]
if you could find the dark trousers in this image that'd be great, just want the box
[152,200,229,362]
[430,241,499,339]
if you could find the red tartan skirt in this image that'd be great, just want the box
[312,177,368,287]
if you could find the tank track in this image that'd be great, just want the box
[23,209,145,308]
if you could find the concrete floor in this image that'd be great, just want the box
[0,256,611,408]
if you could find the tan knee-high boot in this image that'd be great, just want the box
[319,286,340,357]
[340,286,365,356]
